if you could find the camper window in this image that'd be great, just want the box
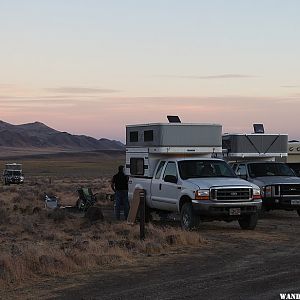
[130,158,144,175]
[144,130,153,142]
[129,131,138,142]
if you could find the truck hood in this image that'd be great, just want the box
[250,176,300,187]
[185,177,258,190]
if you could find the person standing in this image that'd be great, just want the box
[111,165,129,220]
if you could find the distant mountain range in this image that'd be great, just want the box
[0,120,124,152]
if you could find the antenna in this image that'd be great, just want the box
[167,115,181,123]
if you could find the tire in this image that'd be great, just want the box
[297,209,300,217]
[180,202,200,230]
[238,213,258,230]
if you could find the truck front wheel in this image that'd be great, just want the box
[180,202,200,230]
[238,213,258,230]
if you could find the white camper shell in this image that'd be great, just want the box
[222,134,288,161]
[126,123,222,177]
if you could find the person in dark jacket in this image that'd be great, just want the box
[111,165,129,220]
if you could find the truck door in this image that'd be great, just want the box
[150,161,166,208]
[151,161,181,211]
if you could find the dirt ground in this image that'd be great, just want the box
[5,209,300,300]
[1,154,299,299]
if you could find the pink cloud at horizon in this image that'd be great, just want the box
[1,94,300,142]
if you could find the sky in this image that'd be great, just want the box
[0,0,300,142]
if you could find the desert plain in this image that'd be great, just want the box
[0,151,299,299]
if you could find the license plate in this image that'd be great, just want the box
[291,200,300,205]
[229,208,241,215]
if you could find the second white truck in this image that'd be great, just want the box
[126,122,262,230]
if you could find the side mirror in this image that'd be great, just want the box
[164,175,178,184]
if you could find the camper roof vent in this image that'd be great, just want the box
[167,115,181,123]
[253,123,264,134]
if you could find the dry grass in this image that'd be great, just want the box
[0,176,204,288]
[0,151,125,178]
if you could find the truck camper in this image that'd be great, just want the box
[126,121,262,230]
[3,163,24,185]
[223,132,300,216]
[286,141,300,176]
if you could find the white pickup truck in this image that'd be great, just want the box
[128,157,262,230]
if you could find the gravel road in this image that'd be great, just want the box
[9,210,300,300]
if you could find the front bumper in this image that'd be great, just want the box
[191,199,262,217]
[5,177,23,184]
[262,197,300,210]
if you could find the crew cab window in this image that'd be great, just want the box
[163,162,177,179]
[155,161,166,179]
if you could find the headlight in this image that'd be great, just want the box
[253,188,261,200]
[195,189,210,200]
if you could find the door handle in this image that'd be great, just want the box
[159,183,162,190]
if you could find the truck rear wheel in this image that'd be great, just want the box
[238,213,258,230]
[180,202,200,230]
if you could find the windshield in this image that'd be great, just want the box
[6,170,22,176]
[178,160,236,179]
[248,163,295,177]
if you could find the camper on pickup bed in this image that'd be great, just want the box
[126,122,262,230]
[3,163,24,185]
[223,133,300,216]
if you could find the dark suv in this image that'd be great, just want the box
[231,161,300,216]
